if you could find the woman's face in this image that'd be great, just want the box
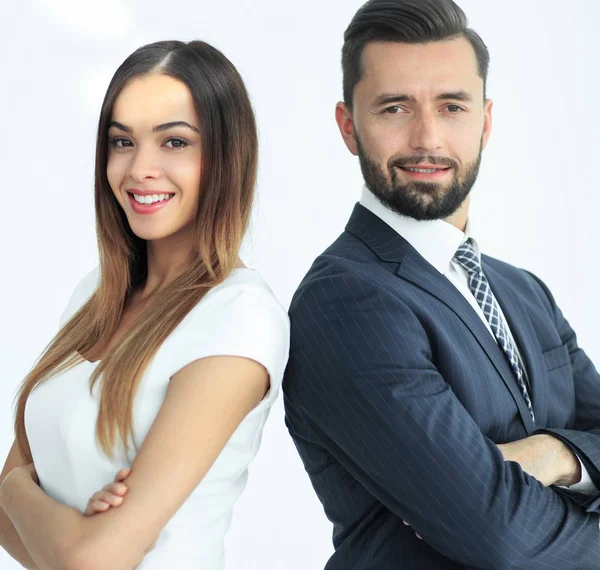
[107,74,203,242]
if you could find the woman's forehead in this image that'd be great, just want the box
[111,75,198,129]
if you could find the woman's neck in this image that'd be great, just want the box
[141,230,194,297]
[136,229,246,300]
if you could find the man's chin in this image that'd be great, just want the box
[377,186,465,221]
[391,181,452,201]
[407,183,447,197]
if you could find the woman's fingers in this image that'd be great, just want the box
[84,490,125,516]
[84,469,130,517]
[114,468,131,482]
[97,489,125,507]
[105,481,128,496]
[84,499,110,516]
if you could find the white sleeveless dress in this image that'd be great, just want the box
[25,268,290,569]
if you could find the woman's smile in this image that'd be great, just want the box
[126,190,176,215]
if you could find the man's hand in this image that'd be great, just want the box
[497,434,581,487]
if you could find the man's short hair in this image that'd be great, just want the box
[342,0,490,107]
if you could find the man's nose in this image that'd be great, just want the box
[408,111,443,154]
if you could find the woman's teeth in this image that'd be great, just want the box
[133,193,173,204]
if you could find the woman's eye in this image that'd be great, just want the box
[110,137,132,149]
[165,137,189,149]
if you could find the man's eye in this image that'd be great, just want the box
[110,137,132,148]
[165,137,189,149]
[385,106,404,114]
[445,105,463,113]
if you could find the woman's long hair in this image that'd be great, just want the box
[14,40,258,461]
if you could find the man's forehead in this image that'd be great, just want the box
[360,37,481,85]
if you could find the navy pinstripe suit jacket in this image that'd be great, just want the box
[283,204,600,569]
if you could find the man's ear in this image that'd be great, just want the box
[335,101,358,156]
[481,98,493,151]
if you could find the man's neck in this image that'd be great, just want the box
[444,196,470,232]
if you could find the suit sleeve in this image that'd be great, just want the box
[529,272,600,490]
[287,273,600,569]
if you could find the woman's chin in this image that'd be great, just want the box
[128,224,173,242]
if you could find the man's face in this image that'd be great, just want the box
[336,37,493,221]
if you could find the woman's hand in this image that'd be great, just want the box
[6,463,39,486]
[84,468,131,516]
[22,463,39,485]
[83,468,158,554]
[84,468,158,556]
[0,463,39,508]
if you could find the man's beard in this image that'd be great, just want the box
[356,136,483,221]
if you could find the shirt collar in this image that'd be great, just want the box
[359,185,480,275]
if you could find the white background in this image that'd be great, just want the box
[1,1,599,568]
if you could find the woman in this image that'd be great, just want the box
[0,40,289,570]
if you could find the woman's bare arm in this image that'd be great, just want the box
[0,441,38,570]
[1,354,270,570]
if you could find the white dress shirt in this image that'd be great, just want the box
[360,185,597,495]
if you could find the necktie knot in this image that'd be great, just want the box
[454,238,482,276]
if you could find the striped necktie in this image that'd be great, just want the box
[454,239,535,422]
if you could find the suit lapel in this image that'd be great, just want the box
[483,260,549,426]
[346,204,536,432]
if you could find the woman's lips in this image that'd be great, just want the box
[127,193,175,215]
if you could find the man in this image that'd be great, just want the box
[283,0,600,568]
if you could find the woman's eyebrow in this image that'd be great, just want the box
[108,120,200,133]
[153,121,201,133]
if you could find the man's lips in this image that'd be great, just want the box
[396,164,451,171]
[395,165,452,179]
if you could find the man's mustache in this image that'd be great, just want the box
[390,156,458,169]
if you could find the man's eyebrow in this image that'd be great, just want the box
[373,94,416,106]
[108,120,201,133]
[436,91,473,102]
[373,91,474,106]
